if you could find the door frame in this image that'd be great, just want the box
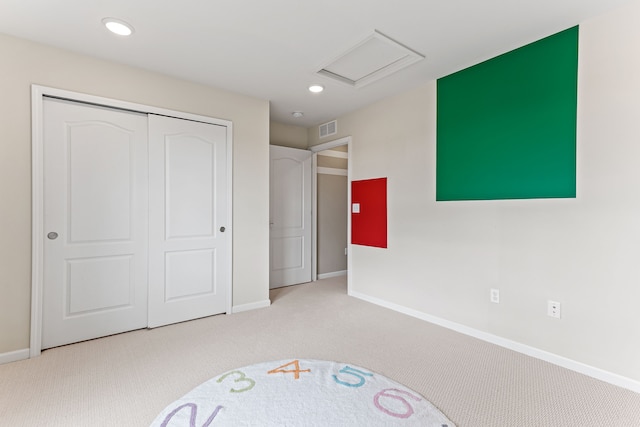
[30,85,233,357]
[310,136,352,294]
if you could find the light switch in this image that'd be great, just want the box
[352,203,360,213]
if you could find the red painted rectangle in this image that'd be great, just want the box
[351,177,387,248]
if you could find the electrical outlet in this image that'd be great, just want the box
[547,300,561,318]
[490,288,500,304]
[344,247,347,256]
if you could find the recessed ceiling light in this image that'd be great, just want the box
[102,18,134,36]
[292,111,304,118]
[308,84,324,93]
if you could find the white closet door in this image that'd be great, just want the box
[269,145,312,288]
[42,98,149,349]
[148,114,229,328]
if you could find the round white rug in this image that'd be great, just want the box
[151,359,455,426]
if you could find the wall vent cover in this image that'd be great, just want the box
[319,120,337,138]
[317,30,424,89]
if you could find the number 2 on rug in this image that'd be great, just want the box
[333,366,373,388]
[160,403,223,427]
[216,370,256,393]
[267,360,311,380]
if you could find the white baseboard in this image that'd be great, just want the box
[0,348,30,365]
[232,299,271,314]
[317,270,347,280]
[349,290,640,394]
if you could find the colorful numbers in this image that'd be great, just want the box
[267,359,311,380]
[373,388,422,419]
[216,370,256,393]
[156,361,432,425]
[333,366,421,419]
[332,366,373,388]
[160,403,223,427]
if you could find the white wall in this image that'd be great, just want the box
[0,33,270,355]
[269,121,308,149]
[317,173,348,275]
[309,1,640,382]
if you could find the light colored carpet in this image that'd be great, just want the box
[1,276,639,426]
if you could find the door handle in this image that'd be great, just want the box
[220,226,226,232]
[47,232,59,240]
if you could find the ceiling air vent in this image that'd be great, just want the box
[319,120,337,139]
[317,30,424,89]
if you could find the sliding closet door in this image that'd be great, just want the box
[148,115,229,328]
[39,95,231,349]
[42,98,149,349]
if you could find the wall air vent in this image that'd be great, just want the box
[317,30,424,89]
[319,120,337,139]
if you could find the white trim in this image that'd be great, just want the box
[33,85,233,126]
[30,87,45,358]
[310,136,351,153]
[317,270,347,280]
[317,150,348,159]
[31,85,234,357]
[347,145,352,296]
[0,348,30,365]
[317,167,347,176]
[232,299,271,313]
[312,153,318,281]
[225,123,234,317]
[349,290,640,394]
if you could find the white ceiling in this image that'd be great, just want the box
[0,0,631,127]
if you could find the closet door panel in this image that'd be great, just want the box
[42,98,148,349]
[148,114,229,327]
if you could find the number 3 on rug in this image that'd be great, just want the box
[267,360,311,380]
[216,370,256,393]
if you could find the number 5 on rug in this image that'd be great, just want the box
[333,366,373,388]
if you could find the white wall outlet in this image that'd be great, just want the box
[547,300,561,318]
[344,247,347,255]
[490,288,500,304]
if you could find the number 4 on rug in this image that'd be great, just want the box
[267,360,311,380]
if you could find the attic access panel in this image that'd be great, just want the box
[318,30,424,88]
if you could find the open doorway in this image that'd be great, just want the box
[311,136,352,292]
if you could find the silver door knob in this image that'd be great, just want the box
[47,232,59,240]
[220,226,226,232]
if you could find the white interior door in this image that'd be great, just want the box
[42,98,149,349]
[148,114,229,328]
[269,145,312,288]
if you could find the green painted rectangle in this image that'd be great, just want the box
[436,26,578,201]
